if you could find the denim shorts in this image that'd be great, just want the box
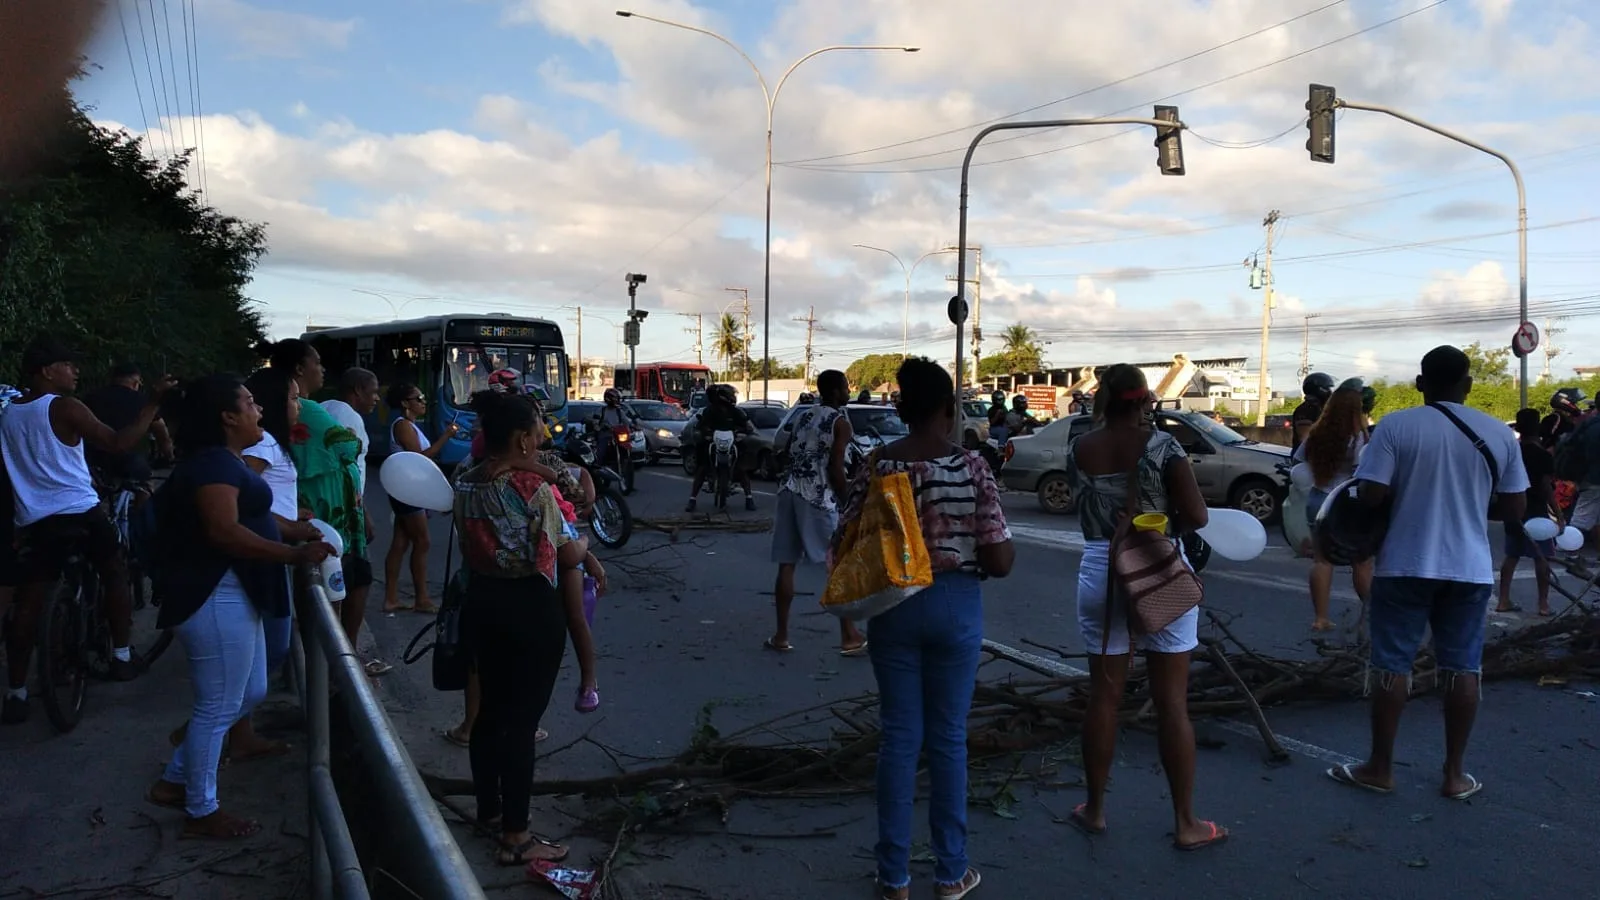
[1503,529,1555,561]
[1369,577,1491,676]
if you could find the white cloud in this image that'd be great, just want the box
[197,0,356,59]
[1418,260,1511,309]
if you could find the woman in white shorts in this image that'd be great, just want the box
[1063,364,1226,851]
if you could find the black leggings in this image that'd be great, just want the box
[462,573,568,833]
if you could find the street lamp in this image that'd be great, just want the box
[352,288,437,318]
[853,243,959,359]
[616,9,918,403]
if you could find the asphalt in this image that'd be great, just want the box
[355,458,1600,900]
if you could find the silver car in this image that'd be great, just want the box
[1001,410,1291,521]
[623,399,689,463]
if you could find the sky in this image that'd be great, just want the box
[74,0,1600,396]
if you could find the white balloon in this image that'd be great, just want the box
[309,519,344,554]
[1196,508,1269,561]
[1557,525,1585,552]
[1523,517,1560,542]
[1289,462,1314,491]
[380,451,454,512]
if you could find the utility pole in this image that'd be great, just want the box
[1251,211,1279,426]
[794,306,822,384]
[1298,313,1320,380]
[677,313,704,366]
[944,245,981,386]
[575,306,583,399]
[724,287,751,398]
[1543,317,1565,382]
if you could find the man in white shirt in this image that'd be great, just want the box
[321,368,385,674]
[1330,345,1528,802]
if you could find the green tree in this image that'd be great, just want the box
[750,357,803,379]
[0,88,267,381]
[978,324,1044,379]
[1461,341,1513,386]
[845,353,902,392]
[710,313,746,382]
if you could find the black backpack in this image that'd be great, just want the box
[1554,418,1597,483]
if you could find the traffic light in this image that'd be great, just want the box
[623,320,641,347]
[1154,105,1185,176]
[1306,84,1336,164]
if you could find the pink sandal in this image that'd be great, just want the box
[575,685,600,714]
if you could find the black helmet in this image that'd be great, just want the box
[796,391,815,404]
[1360,386,1377,413]
[713,384,737,405]
[1012,395,1028,410]
[1552,387,1586,416]
[1302,373,1336,403]
[991,390,1006,405]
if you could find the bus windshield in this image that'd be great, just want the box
[659,367,702,404]
[444,344,567,408]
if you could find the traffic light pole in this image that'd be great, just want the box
[1331,98,1529,409]
[950,112,1187,440]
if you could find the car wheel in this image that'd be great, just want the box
[681,450,696,476]
[1036,472,1074,515]
[1230,476,1280,523]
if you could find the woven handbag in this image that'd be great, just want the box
[1104,440,1203,648]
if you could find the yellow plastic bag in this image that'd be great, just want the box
[821,469,933,620]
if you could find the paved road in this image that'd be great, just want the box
[362,459,1599,899]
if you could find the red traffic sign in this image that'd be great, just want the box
[1511,321,1540,358]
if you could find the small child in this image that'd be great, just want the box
[551,486,604,712]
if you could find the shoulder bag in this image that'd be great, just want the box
[1427,402,1502,521]
[821,451,934,621]
[1104,438,1204,649]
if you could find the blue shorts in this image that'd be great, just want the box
[1503,530,1555,560]
[1369,577,1491,676]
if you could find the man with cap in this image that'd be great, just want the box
[0,335,172,724]
[84,361,174,487]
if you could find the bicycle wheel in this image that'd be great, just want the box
[37,582,89,733]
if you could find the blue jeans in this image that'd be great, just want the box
[867,572,984,889]
[161,573,268,818]
[1369,577,1491,678]
[262,569,292,674]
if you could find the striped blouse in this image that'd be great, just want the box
[838,449,1012,574]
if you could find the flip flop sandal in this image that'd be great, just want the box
[442,727,471,748]
[497,837,568,867]
[535,729,549,743]
[762,638,793,652]
[840,642,869,657]
[1174,820,1229,852]
[1445,774,1484,801]
[145,784,186,811]
[364,658,394,676]
[181,811,261,841]
[1494,604,1523,614]
[1326,763,1393,794]
[1068,802,1106,835]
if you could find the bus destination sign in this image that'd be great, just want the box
[446,319,561,345]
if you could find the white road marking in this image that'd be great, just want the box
[980,640,1360,768]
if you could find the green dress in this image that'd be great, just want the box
[290,398,368,556]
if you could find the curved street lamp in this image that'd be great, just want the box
[852,243,959,359]
[616,9,919,402]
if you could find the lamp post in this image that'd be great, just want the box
[852,244,960,359]
[615,9,918,404]
[352,289,436,318]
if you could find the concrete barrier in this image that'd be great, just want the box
[1237,426,1293,447]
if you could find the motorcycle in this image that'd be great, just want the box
[1277,459,1312,557]
[711,430,738,511]
[605,422,636,493]
[563,430,634,549]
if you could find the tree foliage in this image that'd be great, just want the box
[750,357,804,380]
[978,324,1045,378]
[845,353,903,392]
[0,90,268,383]
[1366,343,1599,423]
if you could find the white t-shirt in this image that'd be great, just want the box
[1355,402,1529,584]
[242,432,300,523]
[321,399,369,491]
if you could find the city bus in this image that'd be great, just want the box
[613,362,711,407]
[304,313,569,467]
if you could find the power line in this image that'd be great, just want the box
[144,0,180,159]
[180,0,206,193]
[158,0,187,157]
[115,1,154,154]
[781,0,1453,175]
[779,0,1353,166]
[131,0,173,159]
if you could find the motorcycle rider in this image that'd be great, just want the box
[687,384,756,512]
[1542,387,1585,451]
[592,388,635,494]
[1005,395,1039,436]
[1292,372,1336,452]
[1066,390,1088,415]
[986,391,1009,443]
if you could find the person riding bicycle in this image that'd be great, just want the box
[0,336,172,724]
[686,384,756,512]
[85,362,174,494]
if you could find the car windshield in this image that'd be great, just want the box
[848,407,910,437]
[628,400,686,421]
[963,401,988,419]
[744,407,785,429]
[1173,410,1249,444]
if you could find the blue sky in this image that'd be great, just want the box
[76,0,1600,396]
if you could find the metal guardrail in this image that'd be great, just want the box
[291,582,487,900]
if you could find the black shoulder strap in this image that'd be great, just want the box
[1427,402,1498,490]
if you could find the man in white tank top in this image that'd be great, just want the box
[0,337,170,725]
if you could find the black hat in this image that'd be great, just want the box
[22,336,78,374]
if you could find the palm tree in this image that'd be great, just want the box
[712,312,746,382]
[1001,323,1039,355]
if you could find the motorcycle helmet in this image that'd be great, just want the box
[714,384,738,405]
[1012,395,1028,410]
[797,391,815,404]
[1361,386,1377,414]
[1552,387,1586,416]
[487,368,520,393]
[1336,377,1364,394]
[1302,372,1336,404]
[603,388,622,404]
[991,390,1006,406]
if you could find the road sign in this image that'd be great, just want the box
[947,296,968,325]
[1511,320,1539,358]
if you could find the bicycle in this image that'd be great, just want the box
[34,534,111,733]
[104,479,174,667]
